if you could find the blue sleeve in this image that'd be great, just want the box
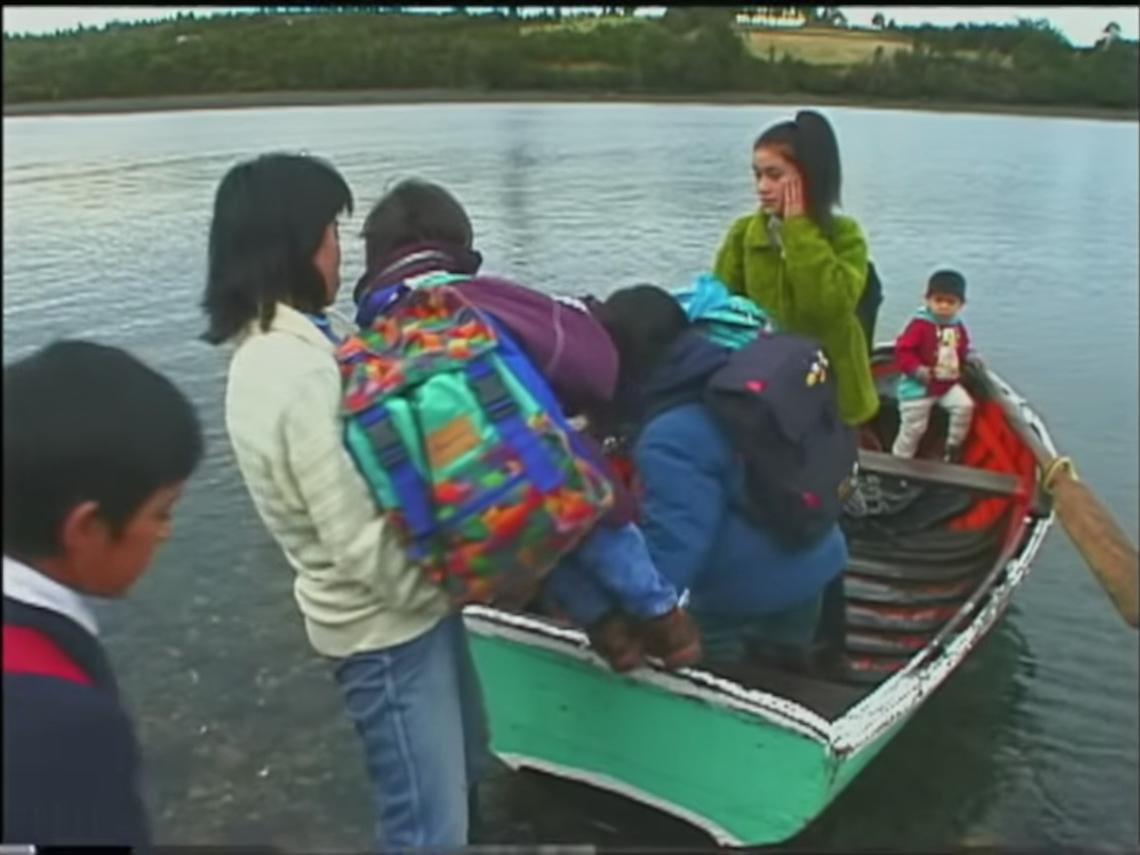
[633,410,728,594]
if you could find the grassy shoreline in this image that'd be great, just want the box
[4,88,1137,122]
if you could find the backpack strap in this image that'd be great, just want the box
[355,282,411,328]
[857,261,884,351]
[3,624,92,685]
[312,308,438,538]
[355,404,436,539]
[465,358,564,493]
[305,313,343,345]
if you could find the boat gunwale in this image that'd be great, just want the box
[463,605,834,742]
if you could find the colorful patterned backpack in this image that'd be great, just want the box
[333,274,614,608]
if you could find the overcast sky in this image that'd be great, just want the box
[3,6,1137,47]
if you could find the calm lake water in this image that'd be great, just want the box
[3,103,1138,851]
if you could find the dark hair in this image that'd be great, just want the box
[3,340,204,560]
[361,179,473,271]
[202,153,353,345]
[596,284,690,389]
[755,109,843,234]
[927,269,967,301]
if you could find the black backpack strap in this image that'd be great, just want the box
[857,261,884,351]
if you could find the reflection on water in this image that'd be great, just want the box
[3,104,1137,851]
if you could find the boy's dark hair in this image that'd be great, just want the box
[927,269,967,301]
[202,153,353,345]
[596,284,690,390]
[3,341,204,560]
[755,109,843,235]
[361,179,474,272]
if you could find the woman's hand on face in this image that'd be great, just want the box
[783,171,805,218]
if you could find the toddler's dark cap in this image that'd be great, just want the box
[927,269,966,301]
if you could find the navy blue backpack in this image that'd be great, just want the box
[704,330,858,549]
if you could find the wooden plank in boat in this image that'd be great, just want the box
[845,600,963,633]
[845,629,931,656]
[845,549,998,583]
[858,449,1023,496]
[844,572,977,605]
[847,524,1004,570]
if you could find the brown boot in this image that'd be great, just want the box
[639,607,702,669]
[586,612,644,673]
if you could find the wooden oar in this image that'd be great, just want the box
[988,368,1139,628]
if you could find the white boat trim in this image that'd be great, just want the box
[496,751,744,847]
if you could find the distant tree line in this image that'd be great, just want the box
[3,9,1136,110]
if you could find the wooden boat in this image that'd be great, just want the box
[462,346,1057,847]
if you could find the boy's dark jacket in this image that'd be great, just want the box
[3,595,152,848]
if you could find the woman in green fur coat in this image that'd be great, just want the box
[713,110,878,426]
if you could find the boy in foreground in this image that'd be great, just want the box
[3,340,203,847]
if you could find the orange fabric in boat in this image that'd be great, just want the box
[948,398,1035,531]
[870,358,1035,533]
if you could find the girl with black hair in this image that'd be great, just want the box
[204,155,489,851]
[713,110,879,426]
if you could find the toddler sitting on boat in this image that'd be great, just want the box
[892,269,976,463]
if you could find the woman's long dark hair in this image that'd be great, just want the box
[201,153,352,345]
[755,109,843,235]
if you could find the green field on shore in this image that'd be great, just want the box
[4,10,1136,113]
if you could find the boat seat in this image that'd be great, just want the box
[846,522,1006,576]
[843,479,975,537]
[843,572,977,606]
[857,450,1022,497]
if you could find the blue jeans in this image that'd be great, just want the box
[332,613,492,851]
[542,523,679,627]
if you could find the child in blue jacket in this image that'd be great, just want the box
[595,285,848,667]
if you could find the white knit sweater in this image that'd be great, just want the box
[224,302,448,658]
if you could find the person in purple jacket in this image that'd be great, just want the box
[353,178,700,673]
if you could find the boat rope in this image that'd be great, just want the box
[1042,455,1078,493]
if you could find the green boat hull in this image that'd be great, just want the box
[467,618,907,845]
